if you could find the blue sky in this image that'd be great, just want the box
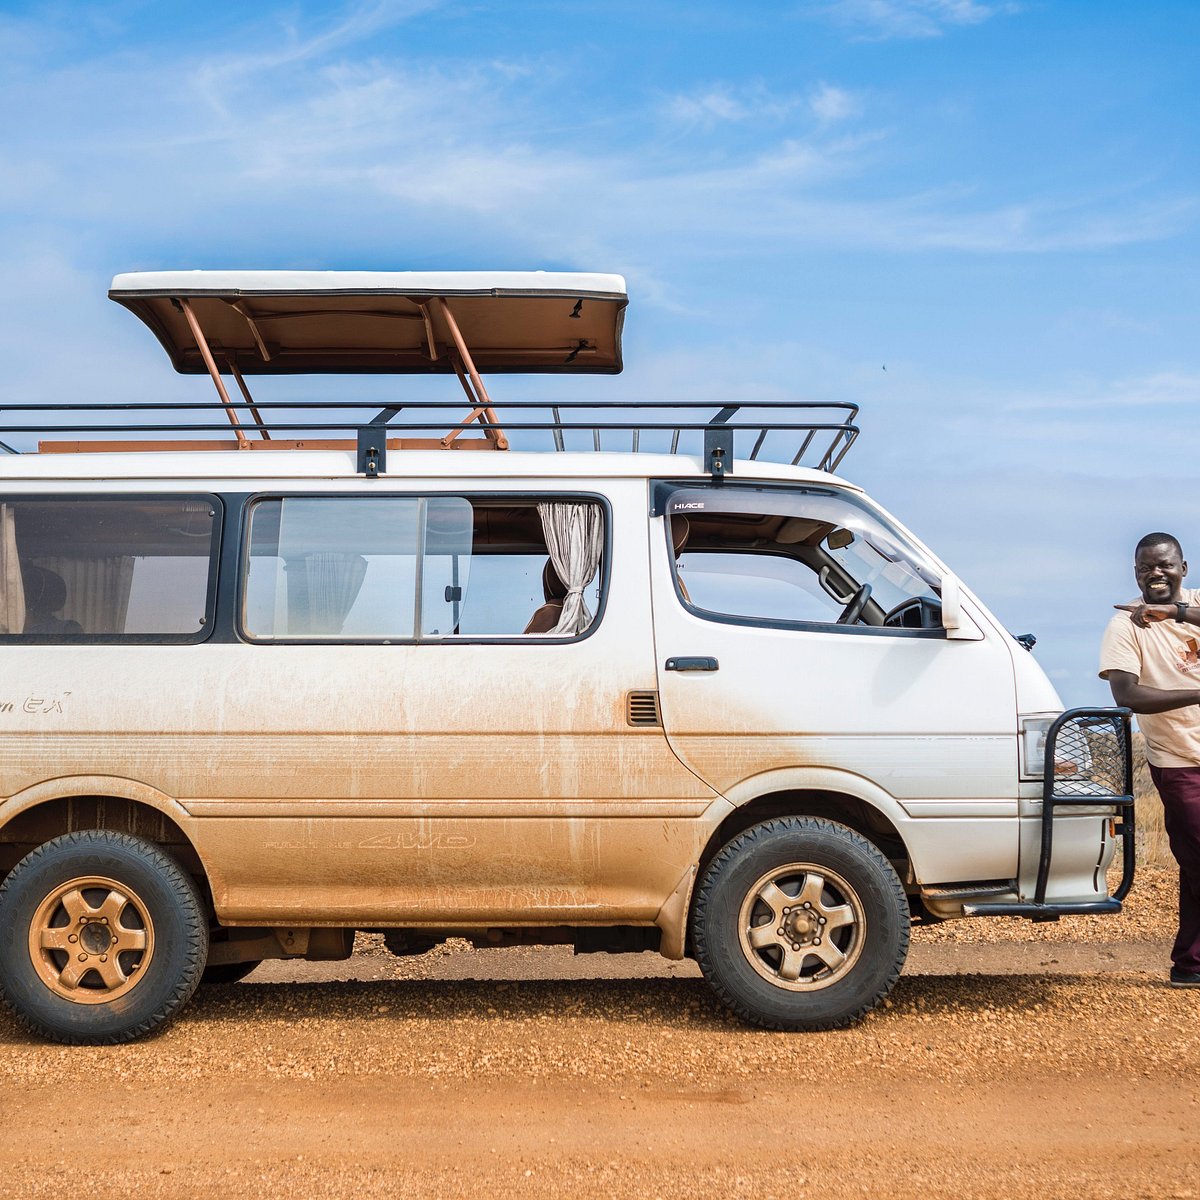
[1,0,1197,701]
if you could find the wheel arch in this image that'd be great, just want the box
[0,776,218,903]
[706,768,913,881]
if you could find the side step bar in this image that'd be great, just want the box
[962,899,1122,920]
[965,707,1134,922]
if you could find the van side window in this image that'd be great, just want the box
[666,487,943,633]
[460,500,603,638]
[0,497,219,640]
[245,497,428,639]
[242,496,604,642]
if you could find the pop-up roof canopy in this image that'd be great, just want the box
[99,270,628,454]
[108,270,627,376]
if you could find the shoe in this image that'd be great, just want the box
[1169,968,1200,988]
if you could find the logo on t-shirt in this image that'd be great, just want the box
[1177,638,1200,674]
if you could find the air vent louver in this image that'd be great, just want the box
[626,690,661,727]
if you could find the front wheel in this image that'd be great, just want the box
[0,830,208,1044]
[691,816,909,1030]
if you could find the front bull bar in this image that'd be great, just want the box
[964,707,1135,921]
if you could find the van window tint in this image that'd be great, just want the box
[0,497,218,639]
[243,496,604,642]
[667,487,942,632]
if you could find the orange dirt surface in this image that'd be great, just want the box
[1,868,1196,1199]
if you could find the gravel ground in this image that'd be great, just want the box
[0,864,1195,1199]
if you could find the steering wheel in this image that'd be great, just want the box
[836,582,872,625]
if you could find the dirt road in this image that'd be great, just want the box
[1,869,1197,1199]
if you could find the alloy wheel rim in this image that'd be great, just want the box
[28,875,155,1004]
[737,862,865,992]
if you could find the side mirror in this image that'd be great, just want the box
[941,573,982,640]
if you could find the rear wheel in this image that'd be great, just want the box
[0,830,208,1044]
[692,816,909,1030]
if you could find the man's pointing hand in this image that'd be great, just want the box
[1115,602,1176,628]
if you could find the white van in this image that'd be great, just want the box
[0,272,1133,1044]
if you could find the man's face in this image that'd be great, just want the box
[1134,542,1187,605]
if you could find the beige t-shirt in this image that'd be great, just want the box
[1099,588,1200,767]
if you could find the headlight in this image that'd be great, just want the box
[1020,714,1056,780]
[1020,713,1093,781]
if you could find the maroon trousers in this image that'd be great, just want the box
[1148,764,1200,973]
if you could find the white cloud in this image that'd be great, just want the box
[192,0,445,109]
[665,88,752,124]
[804,0,1019,40]
[810,83,861,124]
[662,83,810,127]
[1000,369,1200,414]
[663,81,862,129]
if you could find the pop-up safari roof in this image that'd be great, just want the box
[1,270,859,477]
[107,270,628,376]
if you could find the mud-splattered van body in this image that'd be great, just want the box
[0,272,1133,1042]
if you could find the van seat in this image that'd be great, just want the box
[522,561,569,634]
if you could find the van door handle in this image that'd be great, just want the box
[665,657,719,672]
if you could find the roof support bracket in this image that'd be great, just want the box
[428,297,509,451]
[225,356,271,441]
[417,301,439,361]
[357,425,387,478]
[229,301,272,362]
[177,298,250,449]
[705,406,739,483]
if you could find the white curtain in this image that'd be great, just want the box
[537,502,604,636]
[0,505,24,635]
[304,552,368,634]
[35,556,134,635]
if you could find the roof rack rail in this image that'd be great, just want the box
[0,399,859,477]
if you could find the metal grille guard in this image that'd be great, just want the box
[964,707,1135,921]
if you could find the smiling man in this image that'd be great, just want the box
[1101,532,1200,988]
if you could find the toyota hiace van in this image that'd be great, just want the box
[0,272,1133,1043]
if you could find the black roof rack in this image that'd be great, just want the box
[0,399,859,479]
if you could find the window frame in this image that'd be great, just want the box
[0,491,224,645]
[236,489,613,646]
[655,481,946,640]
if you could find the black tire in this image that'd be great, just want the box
[692,816,909,1031]
[0,830,208,1044]
[200,959,263,986]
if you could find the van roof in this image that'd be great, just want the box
[108,270,628,376]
